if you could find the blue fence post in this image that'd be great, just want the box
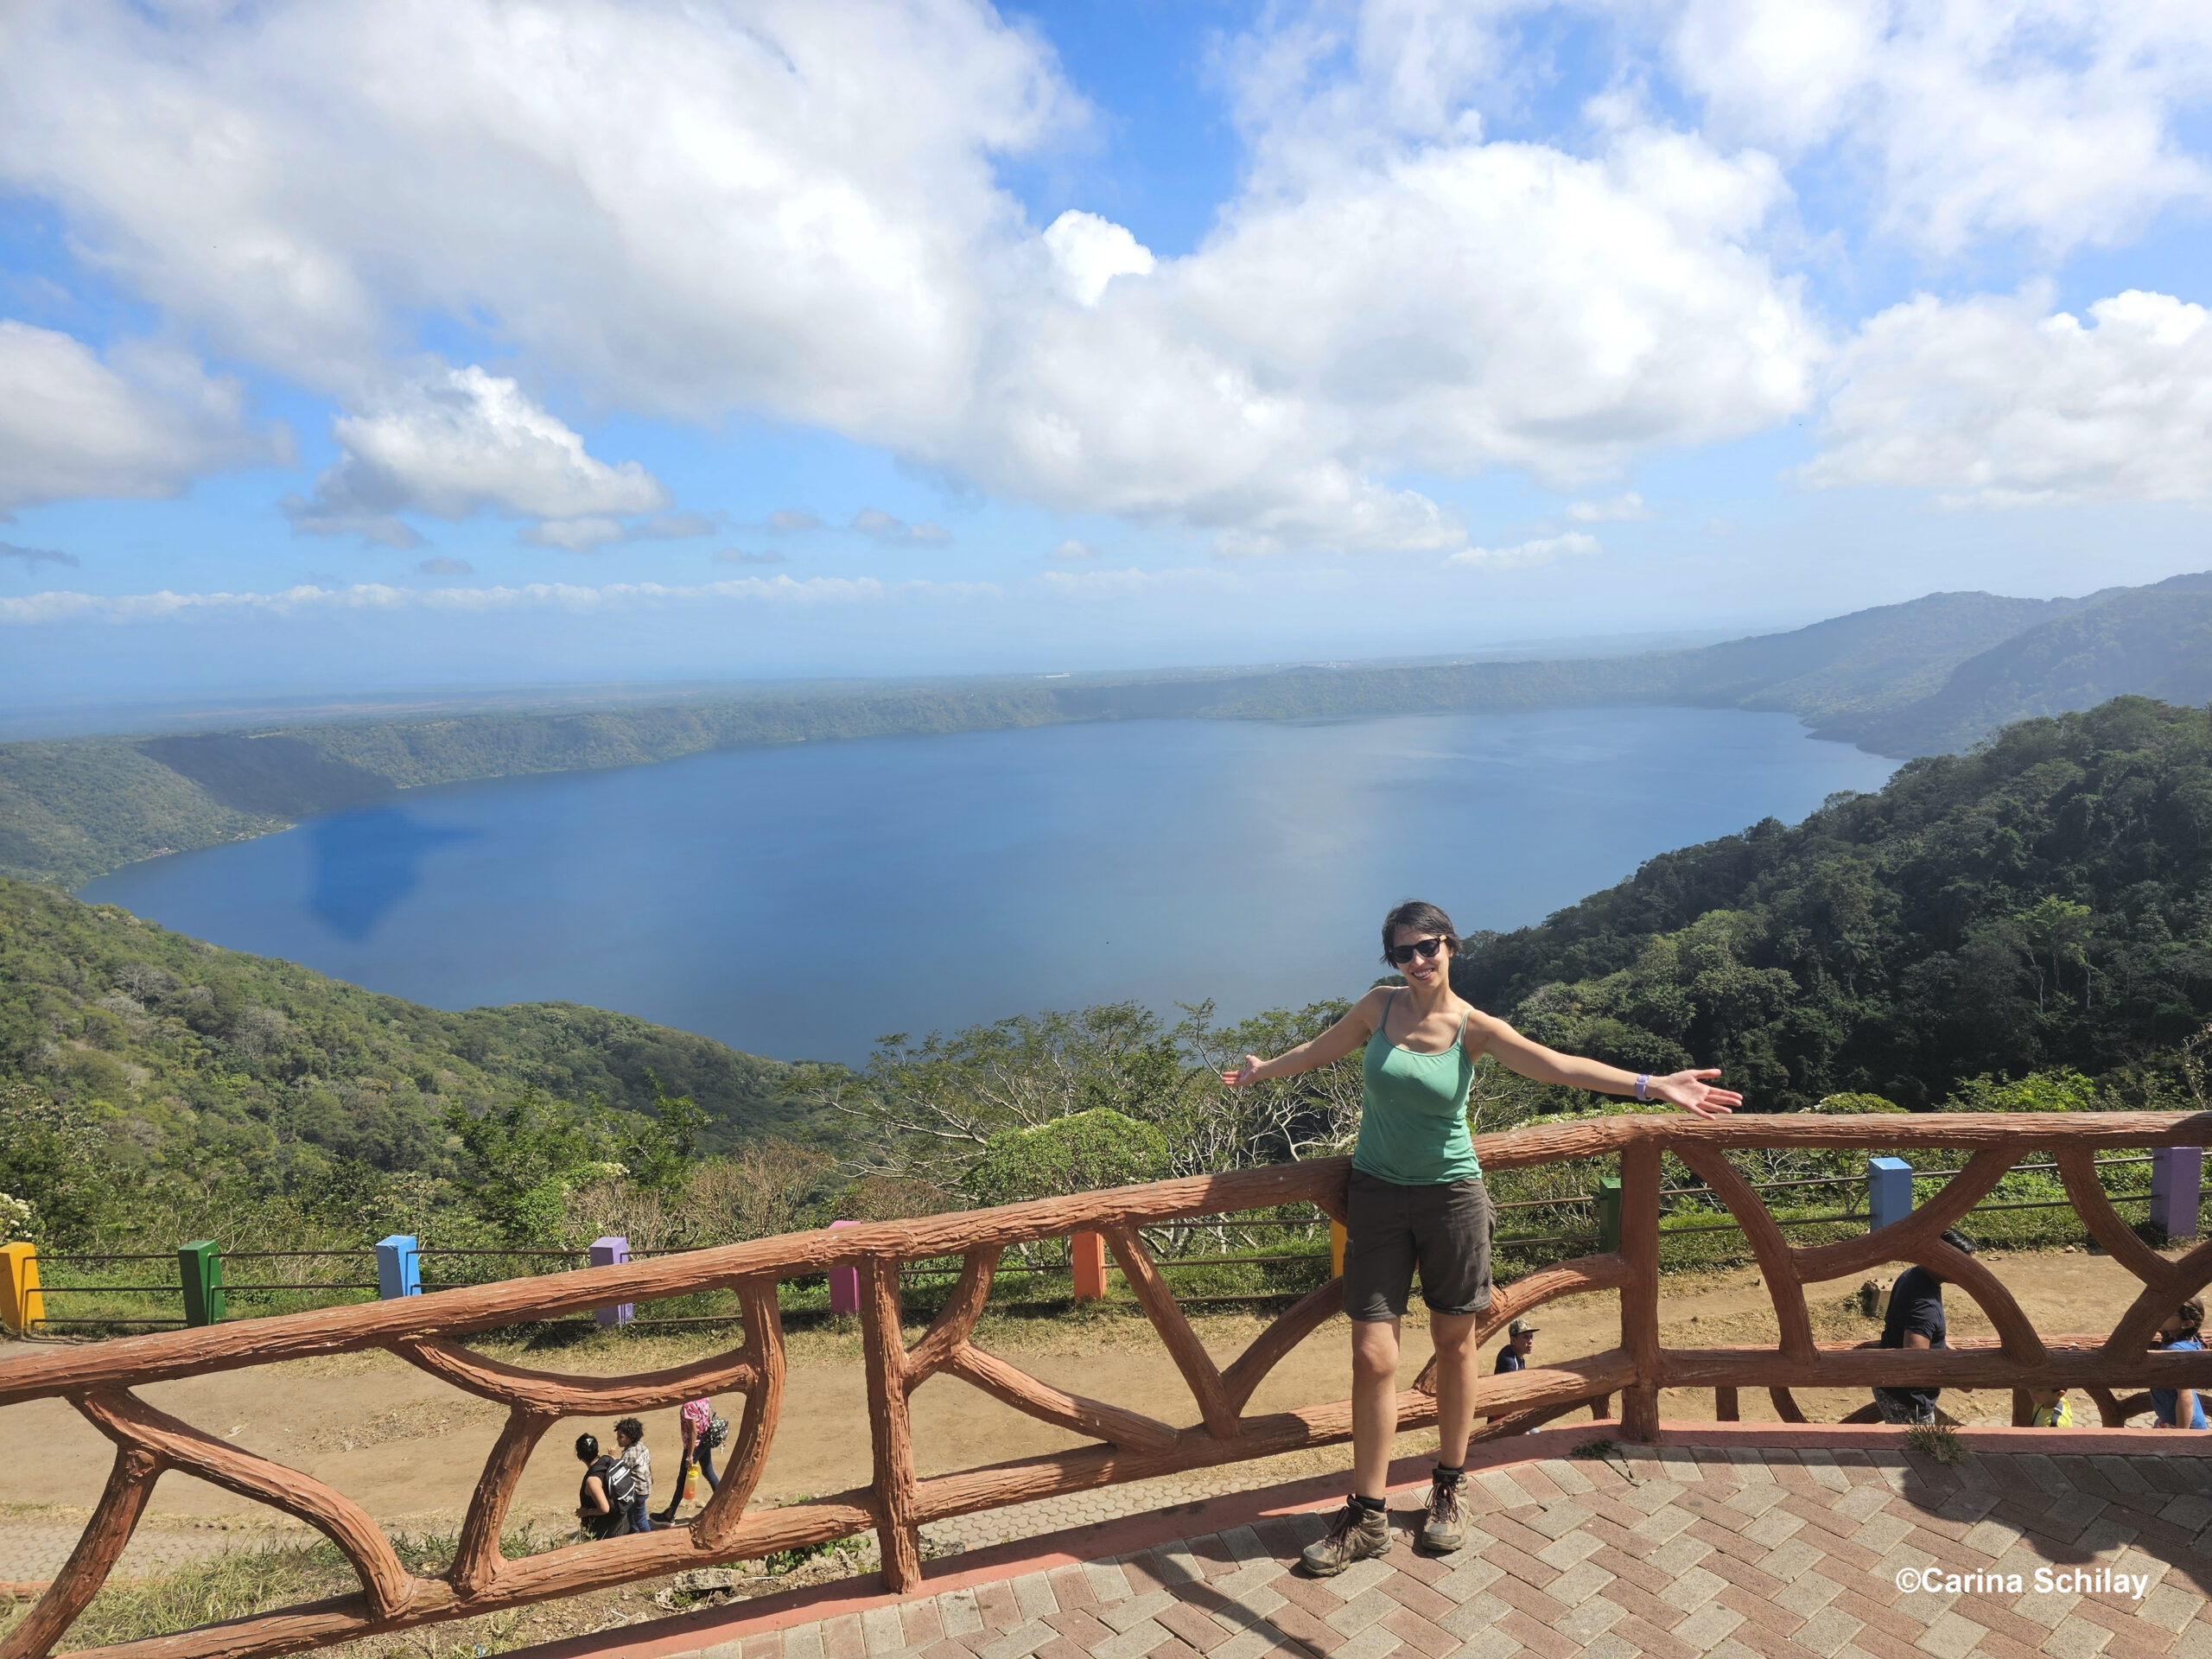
[374,1235,422,1300]
[590,1235,632,1326]
[1868,1157,1914,1231]
[2152,1147,2202,1242]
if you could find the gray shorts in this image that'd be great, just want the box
[1343,1169,1493,1323]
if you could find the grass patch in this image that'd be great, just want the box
[33,1544,352,1650]
[2,1525,565,1654]
[1904,1424,1969,1466]
[1567,1438,1619,1460]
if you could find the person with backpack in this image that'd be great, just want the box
[608,1418,652,1533]
[575,1433,631,1540]
[654,1397,726,1525]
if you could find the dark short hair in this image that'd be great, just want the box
[1382,899,1460,968]
[614,1416,645,1443]
[575,1433,600,1462]
[2178,1299,2205,1335]
[1939,1228,1976,1255]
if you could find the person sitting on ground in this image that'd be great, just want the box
[1872,1230,1976,1427]
[1493,1319,1537,1374]
[613,1417,653,1533]
[654,1396,721,1525]
[575,1433,631,1539]
[2024,1385,2073,1427]
[2151,1300,2207,1430]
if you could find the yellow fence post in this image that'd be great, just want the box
[1,1241,42,1334]
[1329,1221,1347,1279]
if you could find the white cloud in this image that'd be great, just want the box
[521,511,716,551]
[851,508,951,544]
[960,120,1818,554]
[1566,492,1651,522]
[1042,211,1156,307]
[417,556,472,575]
[1804,288,2212,506]
[0,574,1000,625]
[0,0,1078,425]
[1666,0,2212,257]
[289,365,666,543]
[1034,565,1236,599]
[0,320,283,512]
[1049,538,1096,561]
[1443,531,1600,570]
[0,0,1822,559]
[766,510,824,532]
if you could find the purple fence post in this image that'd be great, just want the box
[830,1219,861,1314]
[2152,1148,2202,1242]
[589,1235,632,1326]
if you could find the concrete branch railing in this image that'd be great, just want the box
[8,1112,2212,1659]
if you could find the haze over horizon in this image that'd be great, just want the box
[5,0,2212,709]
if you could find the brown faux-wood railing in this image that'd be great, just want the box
[9,1111,2212,1659]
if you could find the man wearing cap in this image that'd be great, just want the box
[1873,1229,1976,1426]
[1495,1319,1537,1373]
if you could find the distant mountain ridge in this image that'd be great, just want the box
[2,570,2204,887]
[1824,573,2212,755]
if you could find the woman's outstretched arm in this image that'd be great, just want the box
[1471,1011,1741,1118]
[1221,989,1386,1088]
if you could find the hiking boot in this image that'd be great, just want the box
[1420,1478,1466,1554]
[1301,1501,1390,1576]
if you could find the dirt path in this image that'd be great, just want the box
[0,1243,2172,1580]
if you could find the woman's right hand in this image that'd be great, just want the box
[1221,1054,1262,1089]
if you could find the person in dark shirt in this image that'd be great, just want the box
[575,1433,631,1540]
[1872,1229,1975,1425]
[1494,1319,1537,1374]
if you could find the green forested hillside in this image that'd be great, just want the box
[1452,696,2212,1109]
[0,874,825,1208]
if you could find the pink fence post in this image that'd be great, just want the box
[830,1219,861,1314]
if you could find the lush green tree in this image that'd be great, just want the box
[442,1090,623,1245]
[965,1109,1170,1205]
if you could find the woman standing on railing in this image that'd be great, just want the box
[1222,899,1740,1575]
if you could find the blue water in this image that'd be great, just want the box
[81,709,1895,1062]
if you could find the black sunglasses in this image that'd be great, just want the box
[1386,937,1448,966]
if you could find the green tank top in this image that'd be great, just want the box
[1351,992,1484,1186]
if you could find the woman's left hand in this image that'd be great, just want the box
[1651,1069,1742,1118]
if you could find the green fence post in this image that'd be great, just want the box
[1596,1176,1623,1253]
[179,1239,225,1326]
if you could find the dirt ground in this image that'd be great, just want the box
[0,1241,2171,1550]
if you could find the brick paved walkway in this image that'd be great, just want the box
[601,1437,2212,1659]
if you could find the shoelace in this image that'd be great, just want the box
[1327,1503,1363,1542]
[1428,1482,1463,1527]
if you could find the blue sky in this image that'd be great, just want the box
[3,0,2211,711]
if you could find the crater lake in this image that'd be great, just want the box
[80,707,1897,1061]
